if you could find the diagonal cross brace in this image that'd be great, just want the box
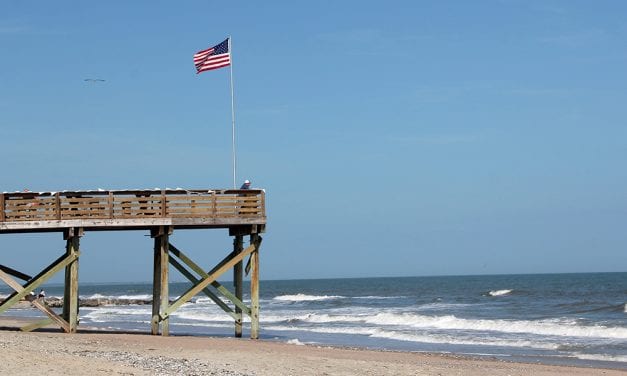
[0,252,79,315]
[162,238,260,320]
[0,264,32,282]
[169,244,251,317]
[0,268,70,332]
[169,257,239,320]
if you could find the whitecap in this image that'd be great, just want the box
[167,321,232,329]
[81,307,151,323]
[418,302,474,311]
[81,293,109,299]
[488,289,512,297]
[353,296,406,300]
[116,294,153,300]
[172,311,234,323]
[273,294,344,302]
[83,307,150,317]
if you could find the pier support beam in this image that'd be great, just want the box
[151,226,171,336]
[63,227,82,333]
[233,235,244,337]
[250,233,260,339]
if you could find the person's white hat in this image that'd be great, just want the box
[244,180,251,184]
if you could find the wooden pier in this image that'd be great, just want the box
[0,188,266,338]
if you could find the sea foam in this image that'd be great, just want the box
[286,311,627,339]
[573,353,627,363]
[273,294,344,302]
[174,311,235,323]
[81,294,153,300]
[286,338,306,346]
[263,325,559,350]
[488,289,512,297]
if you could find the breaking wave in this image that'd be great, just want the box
[353,296,406,300]
[417,303,474,311]
[283,312,627,339]
[488,289,512,297]
[263,325,559,350]
[273,294,345,302]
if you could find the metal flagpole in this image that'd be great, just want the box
[228,36,237,189]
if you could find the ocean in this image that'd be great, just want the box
[2,272,626,369]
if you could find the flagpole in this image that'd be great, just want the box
[229,36,237,189]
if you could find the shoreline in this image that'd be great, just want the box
[0,317,625,375]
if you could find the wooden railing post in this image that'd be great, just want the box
[0,193,5,222]
[108,192,114,219]
[212,191,217,217]
[55,193,61,220]
[161,190,167,217]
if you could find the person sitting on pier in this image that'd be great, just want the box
[38,289,46,299]
[238,180,253,215]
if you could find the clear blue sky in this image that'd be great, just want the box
[1,1,626,282]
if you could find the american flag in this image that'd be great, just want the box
[193,39,231,74]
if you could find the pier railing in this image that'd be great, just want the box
[0,189,265,226]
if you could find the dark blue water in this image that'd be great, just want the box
[2,272,626,368]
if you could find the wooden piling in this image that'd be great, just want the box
[151,226,170,335]
[63,227,82,333]
[250,233,260,339]
[233,235,244,337]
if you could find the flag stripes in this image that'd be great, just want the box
[194,39,231,74]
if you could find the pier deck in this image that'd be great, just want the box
[0,188,265,338]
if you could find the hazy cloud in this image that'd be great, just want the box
[506,87,576,97]
[316,28,386,45]
[495,0,568,15]
[314,29,434,56]
[0,20,66,36]
[539,29,609,48]
[0,23,29,34]
[390,134,480,146]
[529,3,568,15]
[412,82,500,104]
[413,87,466,104]
[412,83,578,105]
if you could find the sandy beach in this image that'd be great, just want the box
[0,318,623,376]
